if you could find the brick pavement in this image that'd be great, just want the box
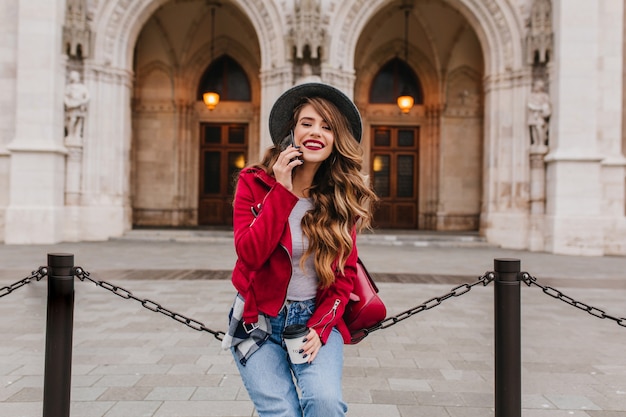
[1,232,626,416]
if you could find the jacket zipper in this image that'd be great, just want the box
[250,198,292,315]
[310,299,340,335]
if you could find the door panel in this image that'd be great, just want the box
[371,126,419,229]
[198,123,247,225]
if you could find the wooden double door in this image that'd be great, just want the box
[198,123,247,226]
[370,126,419,229]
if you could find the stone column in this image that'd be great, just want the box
[421,104,442,230]
[259,67,293,152]
[320,65,356,98]
[528,143,548,251]
[64,138,83,206]
[175,99,195,226]
[73,62,133,240]
[5,0,67,244]
[482,70,530,249]
[0,1,19,242]
[600,0,626,255]
[545,0,607,255]
[63,132,83,242]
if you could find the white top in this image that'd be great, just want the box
[286,198,318,301]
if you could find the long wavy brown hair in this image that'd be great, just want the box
[252,96,379,288]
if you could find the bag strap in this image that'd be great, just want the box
[357,257,379,292]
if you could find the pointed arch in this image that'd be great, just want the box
[92,0,286,71]
[196,55,252,102]
[369,58,423,105]
[355,39,440,107]
[183,35,261,104]
[327,0,523,76]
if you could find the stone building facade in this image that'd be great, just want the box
[1,0,625,256]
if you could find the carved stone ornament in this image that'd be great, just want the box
[288,0,325,60]
[526,0,553,64]
[63,0,92,58]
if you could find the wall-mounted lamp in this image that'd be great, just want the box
[203,2,220,110]
[396,3,414,114]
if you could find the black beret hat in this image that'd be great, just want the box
[269,82,362,144]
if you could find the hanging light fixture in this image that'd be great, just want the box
[397,93,414,114]
[203,91,219,110]
[397,3,414,114]
[203,2,220,110]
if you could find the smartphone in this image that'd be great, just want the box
[290,130,298,149]
[280,130,296,150]
[281,130,300,163]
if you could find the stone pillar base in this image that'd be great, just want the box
[5,149,66,244]
[544,215,605,256]
[5,206,65,244]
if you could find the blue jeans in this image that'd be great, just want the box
[233,299,347,417]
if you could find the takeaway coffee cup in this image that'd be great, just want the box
[283,324,309,364]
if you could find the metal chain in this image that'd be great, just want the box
[0,267,47,299]
[8,265,623,347]
[72,266,495,343]
[520,272,626,328]
[73,267,226,341]
[358,272,496,339]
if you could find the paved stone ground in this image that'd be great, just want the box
[1,233,626,416]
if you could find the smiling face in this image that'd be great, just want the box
[293,103,335,167]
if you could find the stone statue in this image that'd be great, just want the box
[527,79,551,146]
[64,70,90,140]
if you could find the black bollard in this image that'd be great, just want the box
[43,253,75,417]
[494,258,521,417]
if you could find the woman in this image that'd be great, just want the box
[222,83,378,417]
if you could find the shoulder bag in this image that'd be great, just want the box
[343,258,387,344]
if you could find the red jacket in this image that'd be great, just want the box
[231,167,357,344]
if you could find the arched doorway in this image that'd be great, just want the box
[130,0,261,228]
[353,0,485,232]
